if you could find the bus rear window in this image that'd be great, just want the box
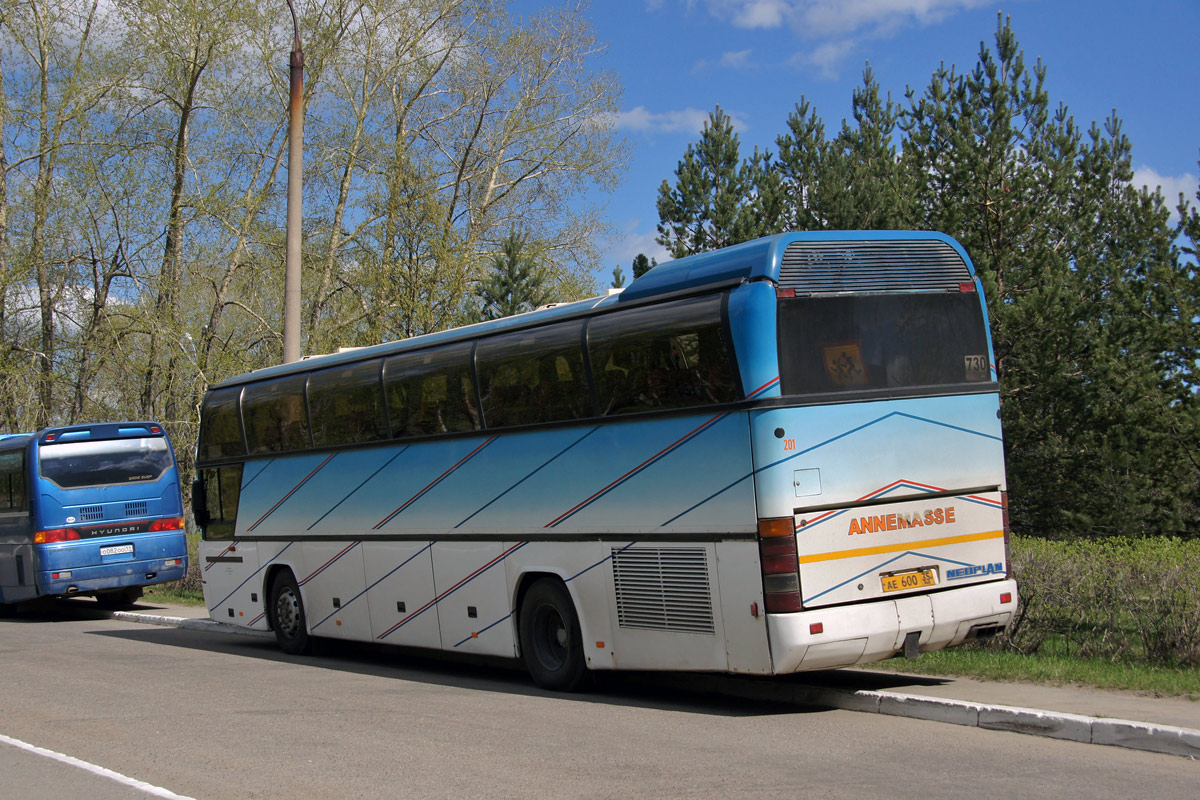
[39,438,173,489]
[777,293,991,396]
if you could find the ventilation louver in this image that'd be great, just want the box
[779,239,972,295]
[612,547,715,635]
[79,505,104,522]
[124,501,148,517]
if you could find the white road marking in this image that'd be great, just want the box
[0,732,195,800]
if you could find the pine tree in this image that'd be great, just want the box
[631,253,656,278]
[472,233,554,321]
[611,265,626,289]
[656,107,760,258]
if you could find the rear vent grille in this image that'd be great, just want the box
[779,239,971,294]
[612,547,715,634]
[79,505,104,522]
[124,501,148,517]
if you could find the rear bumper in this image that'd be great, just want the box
[36,557,188,596]
[767,579,1017,673]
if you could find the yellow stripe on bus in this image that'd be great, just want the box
[797,530,1005,564]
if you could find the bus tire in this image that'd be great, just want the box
[269,570,311,655]
[95,588,142,610]
[518,578,587,692]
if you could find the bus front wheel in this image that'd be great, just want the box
[269,571,311,655]
[518,578,587,692]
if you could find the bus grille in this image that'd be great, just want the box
[79,505,104,522]
[611,547,715,635]
[779,239,972,294]
[124,501,148,517]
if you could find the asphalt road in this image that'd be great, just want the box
[1,600,1196,799]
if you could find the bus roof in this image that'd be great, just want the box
[210,230,974,391]
[35,422,167,445]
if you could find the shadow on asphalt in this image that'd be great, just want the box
[10,598,952,716]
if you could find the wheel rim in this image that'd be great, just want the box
[275,587,302,640]
[531,602,568,671]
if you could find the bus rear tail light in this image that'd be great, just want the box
[35,528,81,544]
[148,517,185,532]
[758,517,802,613]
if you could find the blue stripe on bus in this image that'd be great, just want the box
[455,427,600,529]
[453,541,641,649]
[247,454,336,532]
[307,447,409,530]
[310,542,435,631]
[545,413,726,528]
[660,411,1001,527]
[804,549,979,604]
[377,541,528,640]
[374,437,497,529]
[211,542,294,610]
[297,541,361,587]
[240,459,274,491]
[798,480,1002,532]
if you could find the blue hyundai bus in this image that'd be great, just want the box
[193,231,1016,690]
[0,422,189,612]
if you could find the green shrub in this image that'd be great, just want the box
[998,536,1200,667]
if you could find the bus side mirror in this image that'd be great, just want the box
[191,477,209,528]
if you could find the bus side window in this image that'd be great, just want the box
[0,450,25,511]
[198,387,245,460]
[476,320,589,428]
[384,342,478,438]
[243,375,311,454]
[589,295,737,415]
[307,360,387,447]
[200,465,242,540]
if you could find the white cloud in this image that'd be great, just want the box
[605,222,671,269]
[720,48,754,68]
[610,106,750,135]
[698,0,991,75]
[1135,166,1197,207]
[1135,166,1198,224]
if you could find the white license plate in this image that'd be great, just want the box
[100,544,134,557]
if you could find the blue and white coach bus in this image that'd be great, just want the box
[0,422,189,612]
[193,231,1017,690]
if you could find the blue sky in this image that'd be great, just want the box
[543,0,1200,277]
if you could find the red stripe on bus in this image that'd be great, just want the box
[544,413,724,528]
[372,437,496,529]
[203,541,238,571]
[298,541,361,586]
[377,541,527,640]
[247,454,336,532]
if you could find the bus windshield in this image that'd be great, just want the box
[777,292,991,395]
[38,437,174,489]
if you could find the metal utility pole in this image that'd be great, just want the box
[283,1,304,363]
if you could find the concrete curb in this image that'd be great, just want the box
[113,612,1200,759]
[705,678,1200,760]
[112,612,272,639]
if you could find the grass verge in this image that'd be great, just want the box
[871,642,1200,700]
[142,585,205,606]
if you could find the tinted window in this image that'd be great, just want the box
[39,438,174,489]
[777,292,991,395]
[384,342,479,437]
[307,360,387,447]
[0,450,25,510]
[201,464,242,540]
[589,295,737,415]
[242,375,311,454]
[198,387,244,460]
[477,321,589,428]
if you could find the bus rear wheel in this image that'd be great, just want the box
[519,578,587,691]
[269,571,311,655]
